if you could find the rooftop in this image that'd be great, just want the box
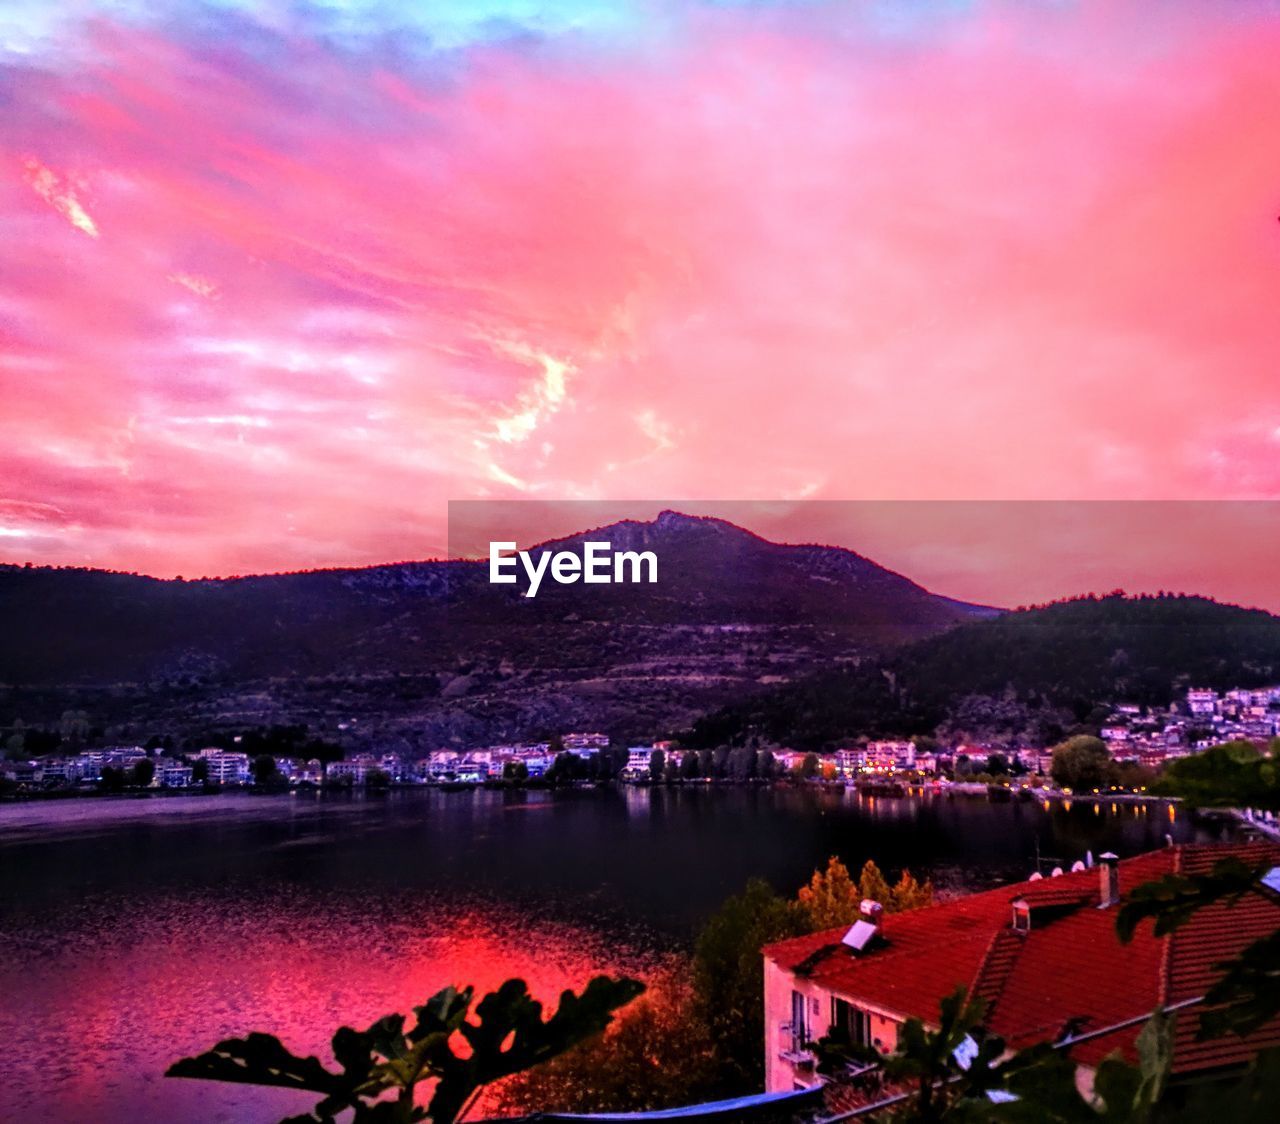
[763,842,1280,1074]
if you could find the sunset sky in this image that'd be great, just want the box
[2,1,1279,602]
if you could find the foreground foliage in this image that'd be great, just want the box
[166,975,643,1124]
[496,975,722,1115]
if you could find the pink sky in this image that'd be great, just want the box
[2,1,1279,602]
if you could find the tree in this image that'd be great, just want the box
[99,766,125,793]
[857,859,895,907]
[167,975,643,1124]
[130,758,155,788]
[797,856,936,931]
[797,752,820,780]
[648,749,665,782]
[890,869,935,913]
[546,751,577,785]
[680,751,700,780]
[251,754,277,786]
[692,880,808,1087]
[496,978,719,1115]
[798,856,862,929]
[726,746,756,781]
[191,758,209,785]
[1050,735,1112,791]
[1155,741,1278,809]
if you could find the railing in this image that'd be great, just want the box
[777,1021,814,1066]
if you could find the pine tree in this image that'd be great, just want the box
[797,856,861,929]
[857,859,894,908]
[890,869,935,912]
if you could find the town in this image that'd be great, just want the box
[5,683,1279,797]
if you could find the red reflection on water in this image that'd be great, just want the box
[0,893,663,1123]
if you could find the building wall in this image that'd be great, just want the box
[762,955,901,1093]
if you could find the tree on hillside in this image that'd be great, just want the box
[1050,734,1112,791]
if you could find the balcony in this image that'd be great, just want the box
[776,1022,815,1067]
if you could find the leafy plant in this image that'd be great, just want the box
[166,974,643,1123]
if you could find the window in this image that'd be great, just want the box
[831,997,872,1047]
[790,990,808,1051]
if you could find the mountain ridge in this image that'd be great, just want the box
[0,511,993,748]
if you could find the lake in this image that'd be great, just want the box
[0,786,1229,1123]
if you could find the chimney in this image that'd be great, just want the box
[1098,853,1120,908]
[859,899,884,930]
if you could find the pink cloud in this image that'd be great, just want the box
[1,2,1278,587]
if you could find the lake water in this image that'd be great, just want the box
[0,786,1228,1123]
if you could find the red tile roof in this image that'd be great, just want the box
[763,842,1280,1074]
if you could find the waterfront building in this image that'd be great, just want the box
[35,757,83,783]
[763,842,1280,1099]
[325,755,380,784]
[834,749,865,776]
[625,746,657,776]
[201,750,251,785]
[152,761,193,787]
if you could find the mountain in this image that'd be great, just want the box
[0,511,992,748]
[685,593,1280,750]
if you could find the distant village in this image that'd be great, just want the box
[4,684,1279,794]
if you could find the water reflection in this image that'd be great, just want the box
[0,787,1229,1123]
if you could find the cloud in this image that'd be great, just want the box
[21,157,99,236]
[1,0,1279,585]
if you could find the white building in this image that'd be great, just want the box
[1186,688,1219,716]
[202,751,250,785]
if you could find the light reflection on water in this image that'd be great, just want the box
[0,787,1228,1123]
[0,885,666,1123]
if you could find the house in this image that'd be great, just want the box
[762,842,1280,1097]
